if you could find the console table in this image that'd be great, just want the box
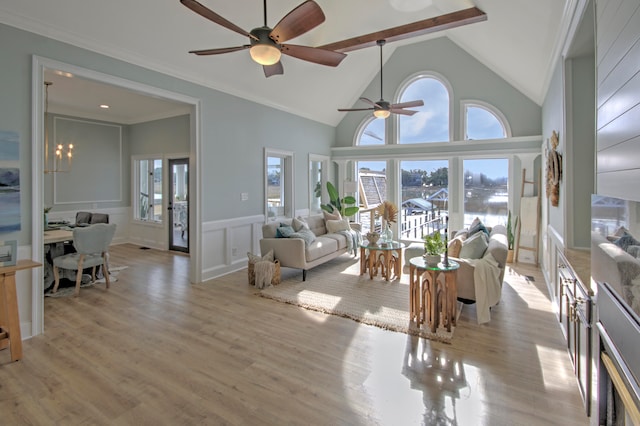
[0,259,41,362]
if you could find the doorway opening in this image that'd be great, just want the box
[169,158,189,253]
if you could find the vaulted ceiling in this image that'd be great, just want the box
[0,0,571,126]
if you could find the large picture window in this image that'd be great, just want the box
[398,75,451,144]
[134,157,162,223]
[463,158,508,227]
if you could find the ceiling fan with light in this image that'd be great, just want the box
[338,40,423,119]
[180,0,347,77]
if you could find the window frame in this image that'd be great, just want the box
[132,155,163,225]
[394,71,454,144]
[264,148,294,222]
[461,100,512,140]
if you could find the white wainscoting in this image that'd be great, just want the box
[201,214,265,282]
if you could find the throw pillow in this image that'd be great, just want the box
[459,231,488,259]
[468,218,489,237]
[247,249,274,264]
[292,217,311,232]
[276,224,295,238]
[613,233,640,252]
[290,229,316,246]
[326,218,351,234]
[322,208,342,222]
[447,237,463,258]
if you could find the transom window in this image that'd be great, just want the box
[356,117,385,146]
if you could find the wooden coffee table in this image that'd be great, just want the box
[359,241,406,281]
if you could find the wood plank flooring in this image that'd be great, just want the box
[0,244,589,425]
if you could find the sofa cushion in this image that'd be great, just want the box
[614,233,640,252]
[448,237,463,258]
[303,215,327,236]
[459,231,488,259]
[276,224,295,238]
[321,233,348,250]
[306,236,338,261]
[323,208,342,221]
[468,217,490,237]
[326,218,350,234]
[290,229,316,246]
[262,219,292,239]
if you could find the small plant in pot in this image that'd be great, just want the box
[423,231,446,267]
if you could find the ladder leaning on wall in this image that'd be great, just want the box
[515,168,541,264]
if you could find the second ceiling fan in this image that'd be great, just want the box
[338,40,423,119]
[180,0,346,77]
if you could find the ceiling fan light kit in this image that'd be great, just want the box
[373,109,391,119]
[249,27,282,65]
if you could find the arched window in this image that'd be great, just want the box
[463,101,511,140]
[397,74,452,144]
[356,116,385,146]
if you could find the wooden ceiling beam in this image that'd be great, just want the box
[318,7,487,53]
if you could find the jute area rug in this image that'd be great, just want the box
[44,265,128,298]
[258,256,461,343]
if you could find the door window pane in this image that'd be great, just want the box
[463,158,508,227]
[134,158,162,223]
[358,161,386,233]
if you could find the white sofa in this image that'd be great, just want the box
[260,215,360,281]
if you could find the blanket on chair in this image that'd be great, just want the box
[468,253,502,324]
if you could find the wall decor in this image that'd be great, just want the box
[0,240,18,267]
[0,130,21,232]
[546,130,562,207]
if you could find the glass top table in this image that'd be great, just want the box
[359,240,406,281]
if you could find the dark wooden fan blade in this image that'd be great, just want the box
[359,98,381,108]
[263,62,284,78]
[189,45,249,55]
[391,100,424,109]
[391,108,418,116]
[280,44,346,67]
[180,0,255,40]
[270,1,325,44]
[338,107,374,112]
[318,7,486,53]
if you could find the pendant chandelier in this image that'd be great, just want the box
[44,81,73,174]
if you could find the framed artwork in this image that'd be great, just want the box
[0,130,21,232]
[0,240,17,267]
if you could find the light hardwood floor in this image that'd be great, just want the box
[0,244,589,425]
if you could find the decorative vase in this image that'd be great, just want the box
[425,254,441,267]
[44,213,49,230]
[366,232,380,245]
[382,222,393,243]
[507,249,514,263]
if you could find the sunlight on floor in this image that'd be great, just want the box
[536,344,573,390]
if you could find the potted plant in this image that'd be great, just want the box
[506,210,519,263]
[423,231,446,267]
[44,206,52,229]
[321,181,359,218]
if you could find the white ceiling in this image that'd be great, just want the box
[0,0,571,126]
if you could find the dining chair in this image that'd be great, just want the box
[52,223,116,297]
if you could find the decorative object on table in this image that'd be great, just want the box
[0,130,21,233]
[0,240,18,267]
[545,130,561,207]
[443,215,449,267]
[423,231,446,267]
[377,200,398,242]
[321,181,359,218]
[366,231,380,245]
[44,206,52,229]
[506,209,519,263]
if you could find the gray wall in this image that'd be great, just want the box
[43,114,131,212]
[595,0,640,201]
[0,23,335,245]
[335,37,541,144]
[129,114,190,156]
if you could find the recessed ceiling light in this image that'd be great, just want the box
[99,104,110,109]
